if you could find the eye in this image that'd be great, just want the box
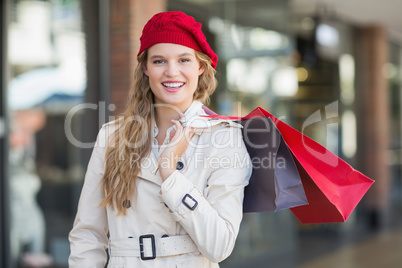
[179,58,190,63]
[152,59,165,64]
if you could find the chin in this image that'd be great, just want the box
[156,97,185,106]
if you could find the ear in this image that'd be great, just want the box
[142,63,149,76]
[198,63,205,76]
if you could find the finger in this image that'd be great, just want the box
[169,129,176,141]
[170,120,184,142]
[171,119,182,128]
[171,119,183,135]
[189,126,195,134]
[185,126,195,136]
[184,126,195,142]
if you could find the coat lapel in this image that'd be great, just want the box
[137,153,163,186]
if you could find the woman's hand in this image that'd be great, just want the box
[158,119,195,181]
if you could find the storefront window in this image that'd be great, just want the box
[389,43,402,211]
[7,1,85,267]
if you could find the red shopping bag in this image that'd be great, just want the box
[203,106,374,224]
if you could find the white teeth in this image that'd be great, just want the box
[162,82,184,88]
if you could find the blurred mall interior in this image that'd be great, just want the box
[1,0,402,267]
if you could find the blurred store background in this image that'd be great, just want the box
[1,0,402,267]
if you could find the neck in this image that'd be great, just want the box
[154,103,191,129]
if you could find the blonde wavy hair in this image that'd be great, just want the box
[100,49,217,215]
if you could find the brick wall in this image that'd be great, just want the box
[109,0,166,115]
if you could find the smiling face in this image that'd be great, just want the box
[143,43,205,111]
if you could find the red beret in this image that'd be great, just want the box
[138,11,218,69]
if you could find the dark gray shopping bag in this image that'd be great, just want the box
[239,116,308,213]
[202,106,308,213]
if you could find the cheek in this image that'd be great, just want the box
[147,71,160,85]
[187,67,202,81]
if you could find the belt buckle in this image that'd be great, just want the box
[139,234,156,260]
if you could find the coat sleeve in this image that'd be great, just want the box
[68,127,109,268]
[160,126,252,263]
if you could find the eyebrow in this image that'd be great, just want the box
[149,53,195,59]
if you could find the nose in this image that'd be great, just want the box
[164,61,180,77]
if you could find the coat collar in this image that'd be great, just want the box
[137,100,242,185]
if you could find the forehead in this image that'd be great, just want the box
[147,43,196,57]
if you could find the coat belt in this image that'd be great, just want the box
[109,234,199,259]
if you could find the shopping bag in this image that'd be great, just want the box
[260,108,375,223]
[240,116,309,212]
[202,106,308,213]
[203,106,374,224]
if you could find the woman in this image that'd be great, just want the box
[69,11,252,267]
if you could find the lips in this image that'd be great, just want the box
[162,81,185,92]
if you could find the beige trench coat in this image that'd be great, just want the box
[69,104,252,268]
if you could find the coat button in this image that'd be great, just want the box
[122,200,131,208]
[176,161,184,170]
